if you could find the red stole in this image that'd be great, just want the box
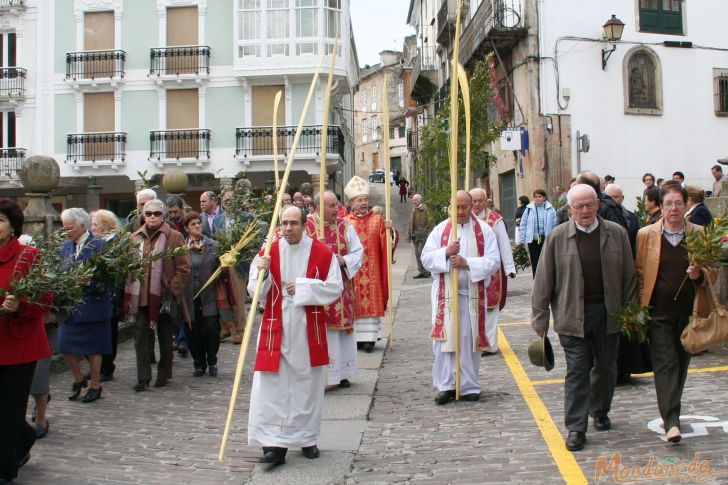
[305,216,355,330]
[483,210,508,310]
[430,214,490,350]
[253,238,332,372]
[345,211,389,318]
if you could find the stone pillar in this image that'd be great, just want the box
[86,179,103,212]
[133,179,145,192]
[309,175,321,196]
[20,155,61,239]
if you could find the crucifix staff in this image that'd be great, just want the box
[218,54,325,462]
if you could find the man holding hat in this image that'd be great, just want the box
[531,184,637,452]
[344,176,391,352]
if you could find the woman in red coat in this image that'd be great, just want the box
[0,199,52,483]
[398,177,409,203]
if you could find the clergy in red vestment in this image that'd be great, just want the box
[343,176,390,353]
[306,191,364,388]
[247,206,343,466]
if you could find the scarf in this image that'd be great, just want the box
[123,229,167,327]
[187,237,204,253]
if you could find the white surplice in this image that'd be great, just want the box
[421,219,500,394]
[247,235,343,448]
[327,225,363,385]
[476,210,516,352]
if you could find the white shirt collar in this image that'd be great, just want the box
[575,218,599,233]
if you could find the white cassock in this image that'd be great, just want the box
[476,211,516,352]
[247,235,343,448]
[327,225,364,385]
[421,219,500,394]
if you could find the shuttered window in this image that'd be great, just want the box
[639,0,683,35]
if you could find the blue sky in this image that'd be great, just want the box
[350,0,415,68]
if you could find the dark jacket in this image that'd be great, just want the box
[201,209,226,239]
[598,193,628,229]
[60,233,112,322]
[184,236,220,318]
[686,203,712,227]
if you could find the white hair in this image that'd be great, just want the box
[469,187,487,198]
[136,188,157,202]
[61,207,91,228]
[143,199,167,215]
[604,183,623,197]
[566,184,598,205]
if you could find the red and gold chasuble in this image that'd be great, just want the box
[253,238,333,372]
[430,214,490,350]
[480,210,508,310]
[305,215,355,330]
[345,210,389,319]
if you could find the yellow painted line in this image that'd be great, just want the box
[499,321,531,326]
[499,327,588,485]
[531,365,728,386]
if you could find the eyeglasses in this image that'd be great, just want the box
[144,211,163,218]
[662,201,685,208]
[571,202,597,211]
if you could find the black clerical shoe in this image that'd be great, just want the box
[338,379,351,388]
[260,448,286,465]
[435,390,456,405]
[565,431,586,451]
[193,368,205,377]
[593,416,611,431]
[481,350,498,357]
[301,445,320,459]
[461,393,480,402]
[208,365,218,377]
[153,378,168,388]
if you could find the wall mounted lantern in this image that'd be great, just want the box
[601,14,625,70]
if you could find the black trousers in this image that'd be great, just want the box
[527,239,545,279]
[134,308,174,383]
[100,315,119,376]
[188,299,221,370]
[647,312,691,431]
[0,361,37,481]
[559,303,619,432]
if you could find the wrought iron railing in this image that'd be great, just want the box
[65,50,126,80]
[150,129,211,160]
[235,125,345,162]
[66,132,127,163]
[412,45,437,86]
[459,0,524,64]
[0,67,26,97]
[149,46,211,76]
[0,147,25,176]
[407,129,418,152]
[0,0,24,8]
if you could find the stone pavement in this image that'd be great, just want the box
[16,183,728,484]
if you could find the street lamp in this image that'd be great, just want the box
[601,14,625,70]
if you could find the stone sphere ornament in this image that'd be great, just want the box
[20,155,61,193]
[162,169,189,194]
[235,178,252,194]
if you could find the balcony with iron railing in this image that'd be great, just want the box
[0,67,26,99]
[66,132,127,164]
[411,45,438,102]
[406,129,418,152]
[150,129,211,162]
[0,0,25,11]
[235,125,345,163]
[149,46,211,77]
[437,0,462,46]
[65,50,126,81]
[459,0,527,65]
[0,147,25,177]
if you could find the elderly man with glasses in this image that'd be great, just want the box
[531,184,637,452]
[124,199,189,392]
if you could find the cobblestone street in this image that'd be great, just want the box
[18,184,728,484]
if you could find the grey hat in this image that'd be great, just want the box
[528,335,555,372]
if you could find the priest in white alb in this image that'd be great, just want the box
[247,205,343,466]
[470,187,516,355]
[421,190,500,404]
[306,191,364,389]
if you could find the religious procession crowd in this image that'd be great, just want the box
[1,162,725,481]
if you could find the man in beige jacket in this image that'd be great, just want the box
[531,184,636,452]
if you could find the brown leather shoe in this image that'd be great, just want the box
[232,335,243,345]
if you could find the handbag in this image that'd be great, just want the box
[681,276,728,353]
[159,288,179,321]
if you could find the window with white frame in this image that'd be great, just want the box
[236,0,262,58]
[296,0,318,55]
[267,0,290,56]
[715,69,728,116]
[398,81,404,108]
[324,0,341,56]
[371,86,377,111]
[361,91,367,113]
[371,115,378,139]
[362,117,367,142]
